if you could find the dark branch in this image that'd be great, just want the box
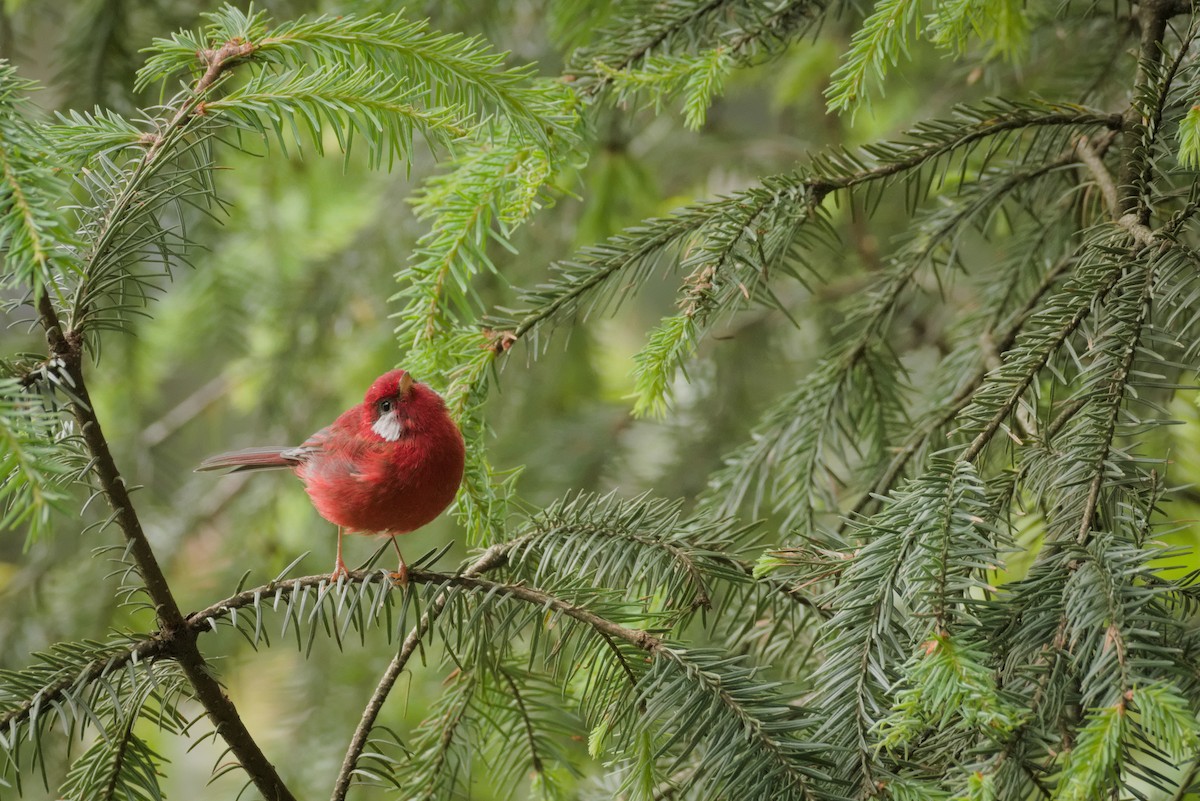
[32,37,294,801]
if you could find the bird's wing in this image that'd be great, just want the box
[292,424,374,481]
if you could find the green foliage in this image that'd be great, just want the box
[827,0,1030,112]
[0,65,76,294]
[825,0,921,112]
[1179,105,1200,169]
[206,65,469,168]
[138,6,550,143]
[0,379,76,547]
[873,635,1023,752]
[58,723,170,801]
[928,0,1029,58]
[593,48,733,130]
[1053,705,1125,801]
[5,1,1200,800]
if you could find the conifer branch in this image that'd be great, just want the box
[1117,0,1175,217]
[847,250,1074,521]
[497,105,1120,351]
[569,0,738,95]
[191,561,821,801]
[329,542,514,801]
[66,38,249,331]
[1074,267,1155,544]
[0,637,164,738]
[32,304,295,800]
[27,41,295,800]
[1075,135,1120,220]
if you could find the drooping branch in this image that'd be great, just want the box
[844,247,1076,522]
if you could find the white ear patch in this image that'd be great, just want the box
[372,412,404,442]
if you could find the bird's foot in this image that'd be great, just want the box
[330,557,350,583]
[389,563,409,587]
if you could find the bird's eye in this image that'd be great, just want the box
[377,399,393,414]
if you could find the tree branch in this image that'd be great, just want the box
[328,542,513,801]
[34,308,295,800]
[845,249,1076,521]
[1075,135,1120,220]
[30,37,296,801]
[1075,267,1156,544]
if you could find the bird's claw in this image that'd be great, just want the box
[330,557,350,583]
[389,564,409,587]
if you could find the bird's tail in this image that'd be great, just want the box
[196,447,298,473]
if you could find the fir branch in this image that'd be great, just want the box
[58,711,172,801]
[0,638,164,746]
[825,0,920,112]
[0,378,76,546]
[50,108,148,164]
[0,64,76,295]
[250,11,552,144]
[65,38,252,332]
[1071,266,1155,545]
[1116,0,1184,216]
[31,39,295,794]
[497,103,1119,350]
[192,562,827,801]
[330,542,512,801]
[505,491,754,616]
[956,233,1134,463]
[568,0,828,98]
[702,141,1091,530]
[957,200,1196,463]
[204,65,470,168]
[35,299,295,801]
[139,7,554,145]
[845,250,1075,522]
[806,460,996,791]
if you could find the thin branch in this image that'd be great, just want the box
[328,542,513,801]
[0,638,166,736]
[846,249,1075,520]
[497,108,1122,357]
[500,668,544,774]
[36,318,295,800]
[196,566,664,654]
[1075,267,1155,544]
[67,38,253,331]
[1075,135,1120,220]
[572,0,733,96]
[1117,213,1158,249]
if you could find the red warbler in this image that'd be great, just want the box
[197,370,465,582]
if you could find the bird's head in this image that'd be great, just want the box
[362,369,448,442]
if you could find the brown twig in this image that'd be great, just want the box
[36,303,295,800]
[32,36,295,801]
[1075,135,1121,221]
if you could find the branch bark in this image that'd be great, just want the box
[36,296,296,801]
[30,37,295,801]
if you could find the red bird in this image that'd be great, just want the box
[197,370,465,582]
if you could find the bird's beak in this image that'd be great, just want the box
[398,372,414,397]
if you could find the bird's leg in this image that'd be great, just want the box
[331,526,350,581]
[389,536,408,586]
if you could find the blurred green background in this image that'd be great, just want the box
[3,0,1200,798]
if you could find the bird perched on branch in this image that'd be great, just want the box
[197,370,465,583]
